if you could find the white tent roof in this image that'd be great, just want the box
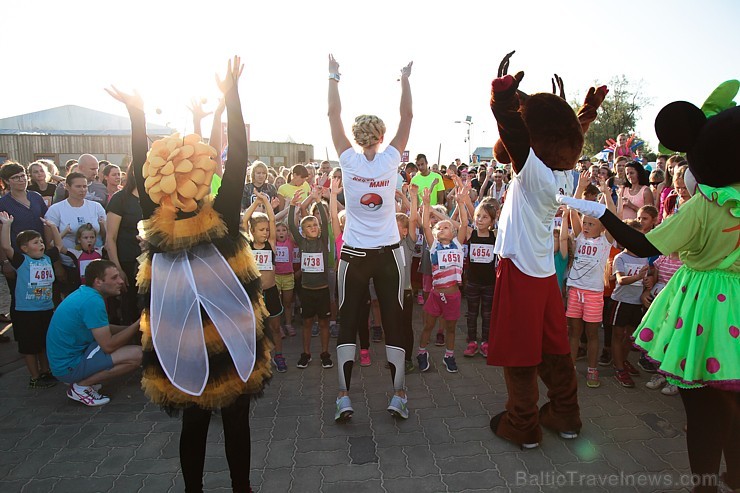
[0,105,173,136]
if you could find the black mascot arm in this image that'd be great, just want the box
[599,209,661,258]
[212,83,248,235]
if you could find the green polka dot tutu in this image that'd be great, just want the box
[633,265,740,391]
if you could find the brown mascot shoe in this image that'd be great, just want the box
[490,411,541,450]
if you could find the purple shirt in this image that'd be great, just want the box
[0,191,48,251]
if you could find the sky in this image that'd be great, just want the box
[2,0,739,164]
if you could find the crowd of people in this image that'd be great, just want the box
[0,53,735,493]
[0,142,693,396]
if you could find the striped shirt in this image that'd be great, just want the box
[654,256,683,285]
[430,238,464,289]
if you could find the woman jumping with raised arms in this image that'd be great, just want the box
[327,54,413,422]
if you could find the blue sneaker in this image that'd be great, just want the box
[330,322,339,338]
[443,355,458,373]
[272,354,288,373]
[311,322,319,337]
[417,352,430,372]
[335,396,354,422]
[387,395,409,419]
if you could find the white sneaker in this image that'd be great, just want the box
[661,384,679,396]
[67,385,110,406]
[646,374,667,390]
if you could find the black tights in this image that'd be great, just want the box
[180,395,251,493]
[679,387,740,493]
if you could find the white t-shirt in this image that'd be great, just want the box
[340,145,402,248]
[566,233,611,292]
[493,149,573,277]
[45,199,106,267]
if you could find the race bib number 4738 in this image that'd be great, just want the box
[301,252,324,273]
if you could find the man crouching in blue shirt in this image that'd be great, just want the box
[46,260,142,406]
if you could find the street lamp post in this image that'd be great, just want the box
[454,116,473,163]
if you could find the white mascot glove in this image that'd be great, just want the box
[556,194,607,218]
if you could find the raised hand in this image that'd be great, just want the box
[328,54,340,74]
[187,98,212,122]
[422,187,431,206]
[215,56,244,95]
[270,196,280,210]
[104,85,144,111]
[0,212,13,224]
[330,175,343,195]
[290,190,303,207]
[400,61,413,79]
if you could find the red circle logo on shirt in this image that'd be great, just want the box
[359,193,383,212]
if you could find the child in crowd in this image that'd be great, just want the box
[609,219,649,388]
[394,184,420,373]
[635,205,660,374]
[0,212,59,389]
[463,198,498,358]
[417,187,468,373]
[274,221,296,337]
[329,176,371,365]
[288,188,332,369]
[244,192,286,372]
[598,242,621,367]
[561,180,616,388]
[643,250,684,395]
[47,222,103,285]
[277,164,310,211]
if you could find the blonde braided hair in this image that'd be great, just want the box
[352,115,386,148]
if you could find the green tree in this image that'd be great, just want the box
[573,75,651,157]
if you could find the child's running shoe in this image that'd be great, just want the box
[638,356,657,373]
[614,368,635,388]
[311,322,319,337]
[273,354,288,373]
[479,341,489,358]
[28,376,56,389]
[576,346,587,361]
[622,360,640,376]
[646,374,666,389]
[417,352,430,372]
[598,348,612,367]
[405,360,415,374]
[297,353,312,369]
[586,368,600,388]
[360,349,371,367]
[443,355,458,373]
[435,332,445,346]
[38,371,57,383]
[67,385,110,406]
[387,395,409,419]
[330,323,339,339]
[320,352,334,369]
[416,293,424,305]
[335,396,354,422]
[661,384,679,396]
[463,341,478,357]
[286,324,296,337]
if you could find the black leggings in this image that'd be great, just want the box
[679,387,740,493]
[337,245,404,390]
[465,281,494,343]
[180,395,251,493]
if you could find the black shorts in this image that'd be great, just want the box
[12,309,53,355]
[263,285,284,318]
[300,286,331,320]
[608,300,643,328]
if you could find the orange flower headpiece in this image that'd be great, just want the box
[143,133,218,212]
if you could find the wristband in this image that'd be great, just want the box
[329,72,341,82]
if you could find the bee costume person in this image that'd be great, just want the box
[107,56,272,493]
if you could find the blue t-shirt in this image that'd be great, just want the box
[46,286,109,375]
[11,248,59,311]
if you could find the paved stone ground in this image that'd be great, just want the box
[0,304,694,492]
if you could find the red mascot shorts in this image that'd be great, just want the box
[487,258,570,367]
